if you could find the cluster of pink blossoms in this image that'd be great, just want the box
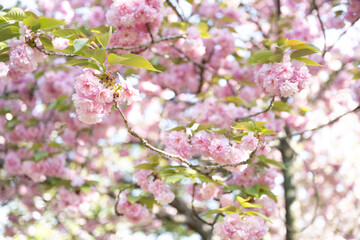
[164,130,259,167]
[106,0,165,46]
[186,183,220,201]
[72,71,140,124]
[4,151,69,182]
[72,71,114,124]
[116,192,151,224]
[214,214,268,240]
[134,169,175,205]
[255,60,311,97]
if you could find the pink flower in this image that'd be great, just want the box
[196,183,220,201]
[106,0,164,32]
[9,42,38,73]
[241,132,259,151]
[72,71,114,124]
[0,62,9,77]
[134,169,152,191]
[43,155,67,177]
[4,151,22,175]
[214,214,268,240]
[116,75,141,105]
[71,175,85,187]
[191,130,212,155]
[256,197,277,217]
[259,168,278,189]
[116,193,151,224]
[148,179,175,205]
[208,135,231,162]
[22,161,46,182]
[164,131,193,159]
[255,60,311,97]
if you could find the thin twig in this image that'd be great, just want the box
[191,183,213,226]
[291,105,360,137]
[324,17,360,56]
[166,0,186,22]
[236,97,275,121]
[201,150,256,170]
[35,46,76,57]
[313,0,326,53]
[146,23,155,43]
[114,99,192,167]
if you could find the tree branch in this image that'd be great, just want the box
[291,105,360,137]
[236,97,275,121]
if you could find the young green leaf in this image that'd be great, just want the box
[108,53,161,72]
[293,57,323,66]
[38,17,65,31]
[5,8,26,20]
[248,49,274,65]
[39,36,54,51]
[73,38,88,53]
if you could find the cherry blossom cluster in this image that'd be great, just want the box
[134,169,175,205]
[214,214,268,240]
[255,60,311,97]
[72,71,140,124]
[164,130,261,168]
[116,192,151,224]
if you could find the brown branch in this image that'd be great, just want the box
[35,46,76,57]
[114,99,192,167]
[324,17,360,55]
[313,0,326,54]
[191,183,213,226]
[291,105,360,137]
[236,96,275,121]
[165,0,186,22]
[170,198,212,240]
[201,150,256,170]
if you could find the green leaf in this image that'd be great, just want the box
[242,202,263,209]
[39,36,54,51]
[260,129,275,135]
[258,155,286,169]
[38,17,65,31]
[165,174,185,183]
[65,58,91,66]
[73,38,88,53]
[23,15,39,28]
[96,26,112,48]
[0,54,9,62]
[108,53,161,72]
[34,151,49,161]
[232,119,256,132]
[272,101,292,112]
[244,211,272,222]
[0,47,9,54]
[293,57,323,66]
[245,183,260,197]
[5,8,26,20]
[127,194,143,204]
[248,49,275,65]
[135,163,156,170]
[202,205,237,217]
[236,196,251,205]
[254,121,268,129]
[51,29,85,40]
[82,49,107,64]
[290,49,318,59]
[285,39,305,47]
[0,26,20,42]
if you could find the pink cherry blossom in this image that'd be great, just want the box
[214,213,268,240]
